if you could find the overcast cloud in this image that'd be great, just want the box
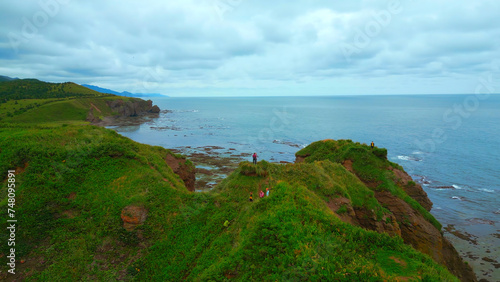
[1,0,499,96]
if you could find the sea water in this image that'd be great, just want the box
[112,94,500,280]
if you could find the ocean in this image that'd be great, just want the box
[111,94,500,281]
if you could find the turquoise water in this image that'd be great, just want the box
[113,94,500,280]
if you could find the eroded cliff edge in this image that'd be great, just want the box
[86,98,161,125]
[295,139,476,281]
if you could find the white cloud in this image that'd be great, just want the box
[0,0,499,96]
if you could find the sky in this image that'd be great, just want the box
[1,0,500,97]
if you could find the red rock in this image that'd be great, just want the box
[165,154,196,191]
[121,205,148,231]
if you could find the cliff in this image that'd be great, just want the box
[0,128,467,281]
[106,99,160,117]
[295,139,476,282]
[164,152,196,191]
[0,77,160,125]
[87,98,160,125]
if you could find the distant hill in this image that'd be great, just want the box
[0,77,160,125]
[0,75,19,82]
[0,79,111,100]
[82,84,167,98]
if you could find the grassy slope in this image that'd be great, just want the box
[296,139,441,230]
[0,126,192,280]
[0,81,456,281]
[0,126,457,281]
[0,79,107,100]
[0,79,142,125]
[0,96,139,125]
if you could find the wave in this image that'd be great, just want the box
[413,175,431,185]
[452,184,463,190]
[173,109,199,113]
[478,188,494,193]
[451,196,464,201]
[412,151,425,155]
[397,155,422,162]
[272,139,303,148]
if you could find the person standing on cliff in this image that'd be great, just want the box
[252,153,258,165]
[249,192,253,202]
[259,190,264,198]
[371,141,374,149]
[266,187,270,197]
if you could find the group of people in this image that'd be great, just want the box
[249,188,269,202]
[248,141,375,203]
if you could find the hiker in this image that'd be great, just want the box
[259,190,264,198]
[252,152,258,165]
[371,141,374,149]
[249,192,253,202]
[266,187,270,197]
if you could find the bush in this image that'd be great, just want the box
[372,148,387,159]
[239,162,268,177]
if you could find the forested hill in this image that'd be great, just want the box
[0,77,159,125]
[0,78,112,100]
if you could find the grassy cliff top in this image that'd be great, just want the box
[0,82,461,281]
[0,79,110,100]
[0,125,458,280]
[296,139,441,229]
[0,79,148,125]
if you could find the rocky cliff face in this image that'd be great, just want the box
[373,191,475,281]
[348,167,475,281]
[165,154,196,192]
[106,99,160,117]
[295,140,476,281]
[390,167,433,211]
[86,98,161,125]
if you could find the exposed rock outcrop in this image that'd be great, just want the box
[327,197,359,226]
[121,205,148,231]
[294,139,477,281]
[295,154,309,164]
[327,197,402,237]
[165,154,196,192]
[106,99,160,117]
[354,206,402,238]
[86,98,161,126]
[374,191,476,282]
[86,109,101,123]
[390,167,433,211]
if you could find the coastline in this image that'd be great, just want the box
[108,95,499,281]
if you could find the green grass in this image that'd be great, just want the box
[0,98,59,120]
[296,139,441,230]
[0,78,143,125]
[0,96,141,125]
[0,124,457,281]
[0,79,111,100]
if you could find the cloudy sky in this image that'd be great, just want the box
[1,0,499,96]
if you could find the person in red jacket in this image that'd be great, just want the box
[259,190,264,198]
[252,152,258,165]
